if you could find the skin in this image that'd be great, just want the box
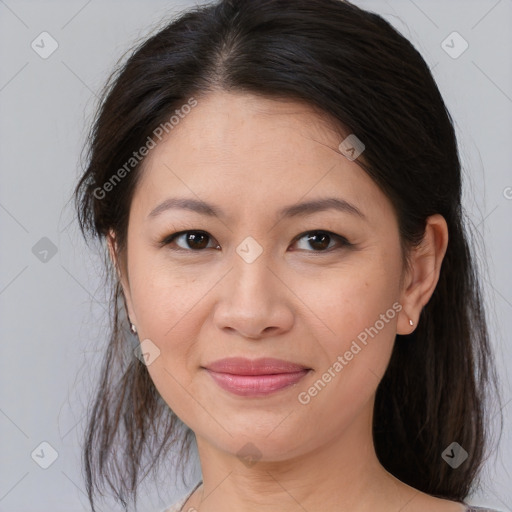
[107,91,464,512]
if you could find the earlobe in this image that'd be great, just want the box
[397,310,416,335]
[397,214,449,335]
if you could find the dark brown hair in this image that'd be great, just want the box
[73,0,502,510]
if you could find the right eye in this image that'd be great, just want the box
[160,230,220,251]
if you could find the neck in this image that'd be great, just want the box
[187,404,416,512]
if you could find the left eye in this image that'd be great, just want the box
[161,231,220,251]
[292,231,350,252]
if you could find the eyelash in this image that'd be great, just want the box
[158,230,352,254]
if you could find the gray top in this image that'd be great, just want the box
[161,481,202,512]
[466,508,504,512]
[161,481,503,512]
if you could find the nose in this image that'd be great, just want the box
[213,254,294,340]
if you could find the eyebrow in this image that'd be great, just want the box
[147,196,366,221]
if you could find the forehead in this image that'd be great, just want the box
[130,91,392,227]
[146,91,345,165]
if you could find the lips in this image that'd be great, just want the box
[203,357,311,396]
[204,357,309,375]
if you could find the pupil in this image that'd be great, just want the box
[188,233,208,249]
[309,232,329,250]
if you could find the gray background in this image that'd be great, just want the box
[0,0,510,510]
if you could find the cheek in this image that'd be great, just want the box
[126,256,207,391]
[128,252,210,337]
[294,252,402,404]
[293,293,399,443]
[297,252,402,349]
[130,267,205,417]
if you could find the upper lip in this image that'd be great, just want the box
[203,357,309,375]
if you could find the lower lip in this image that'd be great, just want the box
[205,369,310,397]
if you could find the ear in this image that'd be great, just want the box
[106,229,138,327]
[397,214,449,335]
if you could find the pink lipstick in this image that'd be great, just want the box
[203,357,310,397]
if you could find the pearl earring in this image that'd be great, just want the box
[130,322,137,334]
[409,319,414,326]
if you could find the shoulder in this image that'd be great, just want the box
[159,500,185,512]
[160,505,180,512]
[464,505,505,512]
[159,497,187,512]
[160,480,203,512]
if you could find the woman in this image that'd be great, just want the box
[74,1,504,511]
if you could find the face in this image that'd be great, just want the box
[112,91,412,462]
